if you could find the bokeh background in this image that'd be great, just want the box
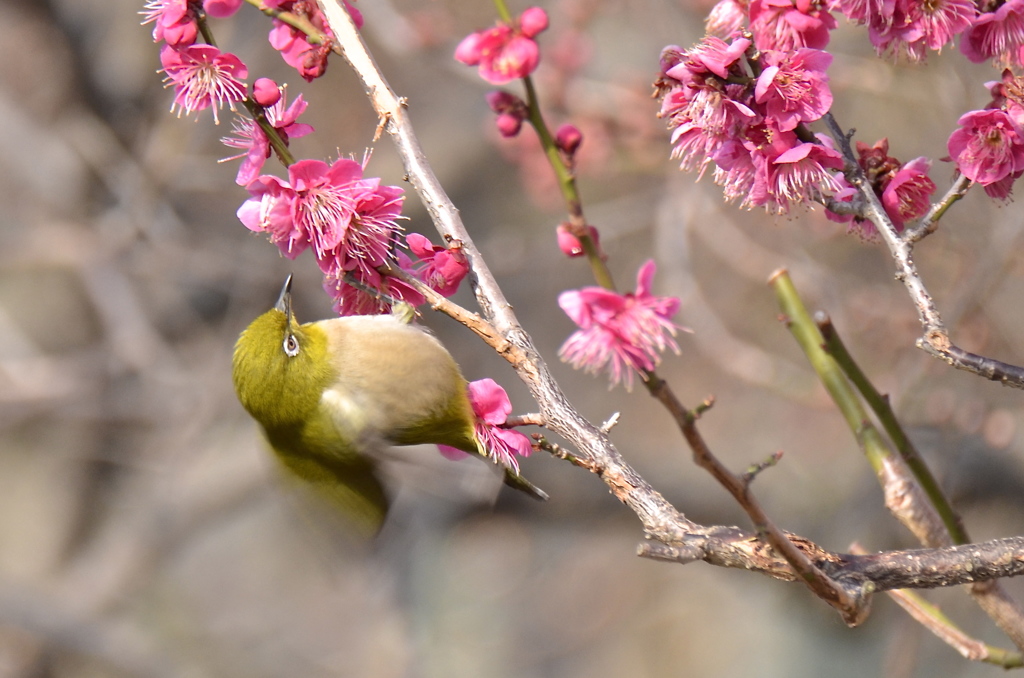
[2,0,1024,676]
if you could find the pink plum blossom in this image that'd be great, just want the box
[404,233,470,297]
[221,86,314,185]
[664,87,759,177]
[763,135,845,212]
[712,138,760,203]
[558,260,686,390]
[657,37,759,177]
[439,379,533,474]
[663,36,751,82]
[960,0,1024,65]
[160,44,248,124]
[881,156,936,229]
[754,48,833,131]
[749,0,837,51]
[826,139,934,239]
[706,0,751,37]
[141,0,198,46]
[455,7,549,84]
[315,176,406,280]
[947,108,1024,185]
[868,0,975,59]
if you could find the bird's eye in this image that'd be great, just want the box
[283,333,300,357]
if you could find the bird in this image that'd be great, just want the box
[231,275,545,533]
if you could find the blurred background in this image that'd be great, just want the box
[2,0,1024,676]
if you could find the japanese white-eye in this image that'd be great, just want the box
[232,275,545,532]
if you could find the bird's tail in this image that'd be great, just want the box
[502,468,549,501]
[275,452,390,535]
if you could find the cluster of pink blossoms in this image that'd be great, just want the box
[143,0,471,315]
[455,7,549,85]
[706,0,974,60]
[705,0,1024,67]
[828,0,974,60]
[144,0,348,121]
[656,35,841,214]
[236,155,469,316]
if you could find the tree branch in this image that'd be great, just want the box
[824,113,1024,389]
[320,0,1024,631]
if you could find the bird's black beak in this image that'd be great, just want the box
[275,274,294,324]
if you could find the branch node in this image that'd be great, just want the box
[600,412,621,433]
[690,396,716,420]
[742,451,784,485]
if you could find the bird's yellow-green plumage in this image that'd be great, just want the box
[232,276,543,534]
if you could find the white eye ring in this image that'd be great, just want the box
[283,334,300,357]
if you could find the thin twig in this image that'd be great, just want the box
[903,174,971,244]
[645,372,869,626]
[824,113,1024,389]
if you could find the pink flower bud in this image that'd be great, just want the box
[555,124,583,155]
[252,78,281,106]
[454,32,485,66]
[519,7,549,37]
[556,223,600,257]
[204,0,243,18]
[496,112,523,137]
[486,90,523,113]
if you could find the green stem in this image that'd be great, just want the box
[196,12,217,47]
[521,76,615,289]
[891,589,1024,668]
[817,314,969,544]
[243,98,296,167]
[245,0,331,46]
[491,0,514,24]
[770,270,890,476]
